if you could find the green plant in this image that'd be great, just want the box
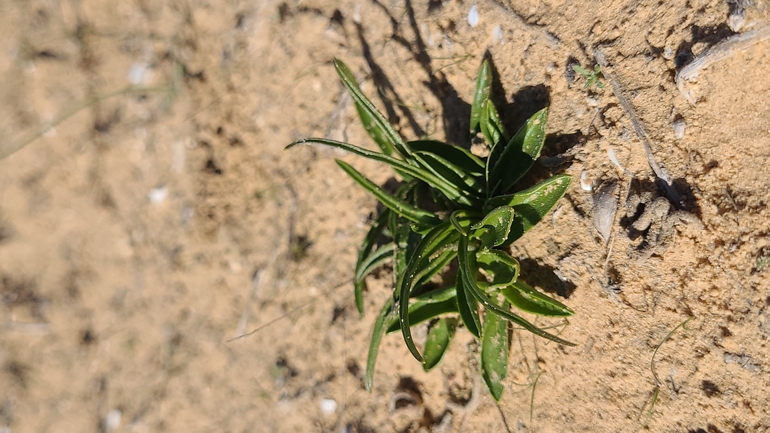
[572,64,605,89]
[287,58,575,400]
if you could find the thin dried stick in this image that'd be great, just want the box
[594,48,682,206]
[676,23,770,105]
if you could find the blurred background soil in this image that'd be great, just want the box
[0,0,769,432]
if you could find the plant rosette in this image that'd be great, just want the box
[287,57,575,400]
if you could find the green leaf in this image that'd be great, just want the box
[333,58,411,159]
[365,298,394,392]
[486,98,508,142]
[386,297,458,333]
[413,150,484,199]
[354,210,391,316]
[423,318,458,371]
[354,243,393,317]
[481,297,509,400]
[450,210,480,236]
[355,243,395,281]
[336,160,441,226]
[398,222,457,362]
[476,249,520,289]
[489,108,549,194]
[413,249,457,292]
[456,268,481,337]
[501,279,574,317]
[409,140,485,175]
[480,99,507,149]
[287,138,467,206]
[458,236,576,347]
[470,59,493,133]
[414,285,458,303]
[390,189,421,286]
[354,102,398,157]
[486,174,572,244]
[471,206,515,249]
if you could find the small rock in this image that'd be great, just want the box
[149,185,168,204]
[673,117,686,139]
[106,409,122,431]
[492,25,503,43]
[467,4,479,27]
[320,398,337,415]
[728,6,746,32]
[592,181,618,243]
[580,170,593,191]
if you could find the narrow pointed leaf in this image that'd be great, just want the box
[501,279,574,317]
[423,318,458,371]
[470,59,493,133]
[456,268,481,337]
[336,160,440,226]
[471,206,514,249]
[413,249,457,292]
[485,174,572,244]
[287,138,463,202]
[409,140,485,174]
[480,100,506,148]
[450,210,479,236]
[398,222,456,362]
[414,285,457,303]
[458,236,576,347]
[355,243,395,281]
[414,151,484,199]
[355,102,398,157]
[390,193,420,288]
[353,210,390,316]
[481,297,509,400]
[333,58,411,159]
[489,108,549,194]
[476,249,520,289]
[365,298,393,392]
[486,99,508,142]
[386,297,458,333]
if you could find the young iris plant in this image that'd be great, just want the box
[287,58,576,401]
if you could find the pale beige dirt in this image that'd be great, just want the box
[1,0,769,432]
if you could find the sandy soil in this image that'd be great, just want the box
[1,0,769,432]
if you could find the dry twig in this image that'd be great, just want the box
[676,23,770,105]
[593,49,682,206]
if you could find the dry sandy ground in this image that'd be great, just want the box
[1,0,769,432]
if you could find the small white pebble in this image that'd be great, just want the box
[492,25,503,43]
[128,63,148,85]
[149,185,168,204]
[592,182,618,243]
[106,409,122,431]
[320,398,337,415]
[663,47,675,60]
[728,9,745,32]
[467,4,479,27]
[673,118,686,139]
[585,96,600,107]
[580,170,593,191]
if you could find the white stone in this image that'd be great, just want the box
[320,398,337,415]
[468,4,479,27]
